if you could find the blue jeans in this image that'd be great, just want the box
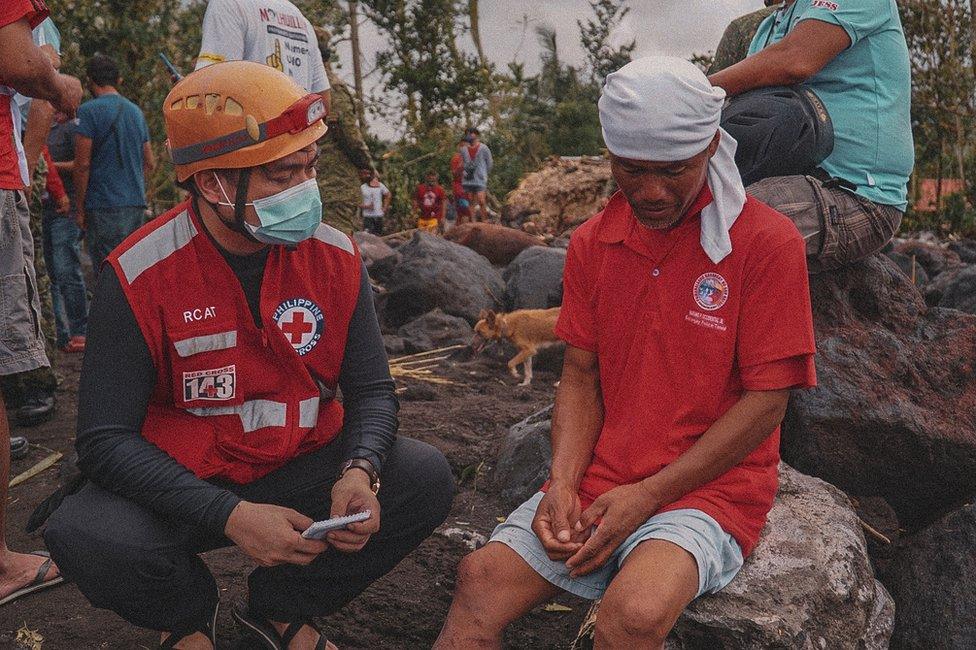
[42,206,89,348]
[85,206,146,274]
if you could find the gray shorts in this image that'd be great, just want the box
[747,175,903,274]
[462,184,486,195]
[0,189,49,376]
[490,492,744,600]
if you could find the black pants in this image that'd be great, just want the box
[44,437,454,631]
[363,216,383,236]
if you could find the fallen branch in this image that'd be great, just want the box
[9,452,62,488]
[389,344,466,363]
[859,517,892,545]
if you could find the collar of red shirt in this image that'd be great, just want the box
[598,183,715,247]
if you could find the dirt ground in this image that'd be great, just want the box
[1,347,589,649]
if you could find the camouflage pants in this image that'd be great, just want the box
[747,175,903,274]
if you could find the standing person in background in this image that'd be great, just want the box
[413,169,446,234]
[460,128,492,223]
[195,0,331,114]
[0,0,82,609]
[359,168,390,236]
[73,54,155,274]
[450,138,472,226]
[43,113,87,353]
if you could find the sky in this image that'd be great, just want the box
[332,0,762,138]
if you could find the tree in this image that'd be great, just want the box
[578,0,635,84]
[348,0,367,132]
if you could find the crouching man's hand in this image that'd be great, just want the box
[224,501,328,567]
[328,470,381,553]
[564,482,660,578]
[531,482,589,561]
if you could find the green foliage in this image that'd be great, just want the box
[577,0,636,84]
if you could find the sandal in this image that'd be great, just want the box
[0,551,65,606]
[231,598,330,650]
[159,599,219,649]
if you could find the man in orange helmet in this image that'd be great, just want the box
[41,62,453,650]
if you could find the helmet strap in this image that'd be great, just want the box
[201,169,261,243]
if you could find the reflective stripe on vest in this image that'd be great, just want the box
[117,210,197,283]
[188,399,287,432]
[173,330,237,357]
[298,396,319,428]
[312,223,355,255]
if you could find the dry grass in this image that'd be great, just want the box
[388,345,465,386]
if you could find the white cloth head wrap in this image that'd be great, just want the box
[598,56,746,264]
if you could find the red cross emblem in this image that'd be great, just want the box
[281,310,315,344]
[202,384,218,398]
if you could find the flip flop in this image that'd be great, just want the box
[231,599,330,650]
[10,436,28,461]
[0,551,65,607]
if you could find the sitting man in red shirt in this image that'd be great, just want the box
[435,56,817,648]
[413,169,446,233]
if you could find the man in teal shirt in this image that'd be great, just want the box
[710,0,913,273]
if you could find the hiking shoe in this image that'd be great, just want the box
[15,394,55,427]
[61,336,86,353]
[10,436,28,460]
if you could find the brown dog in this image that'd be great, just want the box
[471,307,561,386]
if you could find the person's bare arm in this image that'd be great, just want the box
[709,19,850,96]
[143,141,156,180]
[382,188,392,213]
[23,98,55,184]
[0,18,81,116]
[530,346,604,560]
[566,389,790,576]
[54,160,74,174]
[73,134,93,228]
[440,195,447,221]
[319,89,331,118]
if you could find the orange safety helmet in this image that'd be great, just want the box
[164,61,327,182]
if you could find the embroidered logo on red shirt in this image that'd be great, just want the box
[811,0,839,11]
[693,273,729,311]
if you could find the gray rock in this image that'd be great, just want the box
[893,240,963,278]
[783,254,976,529]
[353,231,400,282]
[397,308,473,353]
[573,465,893,650]
[948,239,976,264]
[382,334,406,356]
[493,405,554,509]
[883,503,976,649]
[923,264,965,306]
[503,246,566,311]
[382,232,504,326]
[938,265,976,314]
[884,250,929,287]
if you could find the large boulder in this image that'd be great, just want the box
[937,265,976,314]
[573,464,893,649]
[396,309,473,353]
[884,250,929,287]
[493,405,554,509]
[882,503,976,649]
[948,239,976,264]
[353,231,400,282]
[504,156,612,234]
[503,246,566,311]
[893,240,962,278]
[782,254,976,529]
[382,232,504,327]
[444,222,543,266]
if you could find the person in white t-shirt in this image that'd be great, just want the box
[195,0,331,115]
[359,168,390,236]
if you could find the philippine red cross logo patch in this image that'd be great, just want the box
[273,298,325,356]
[693,273,730,311]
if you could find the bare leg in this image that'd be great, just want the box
[518,356,534,387]
[594,540,699,649]
[0,391,61,600]
[435,542,560,649]
[158,632,212,650]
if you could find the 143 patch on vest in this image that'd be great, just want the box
[274,298,325,356]
[184,365,236,401]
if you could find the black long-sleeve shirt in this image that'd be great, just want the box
[76,246,398,537]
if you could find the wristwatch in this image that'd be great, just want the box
[340,458,380,495]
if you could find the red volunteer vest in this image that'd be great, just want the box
[107,200,361,484]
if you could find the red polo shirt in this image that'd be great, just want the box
[0,1,49,190]
[555,186,816,556]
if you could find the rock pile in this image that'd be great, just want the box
[504,156,612,234]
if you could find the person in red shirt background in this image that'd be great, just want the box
[0,0,82,608]
[449,138,471,226]
[436,57,817,648]
[413,169,446,233]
